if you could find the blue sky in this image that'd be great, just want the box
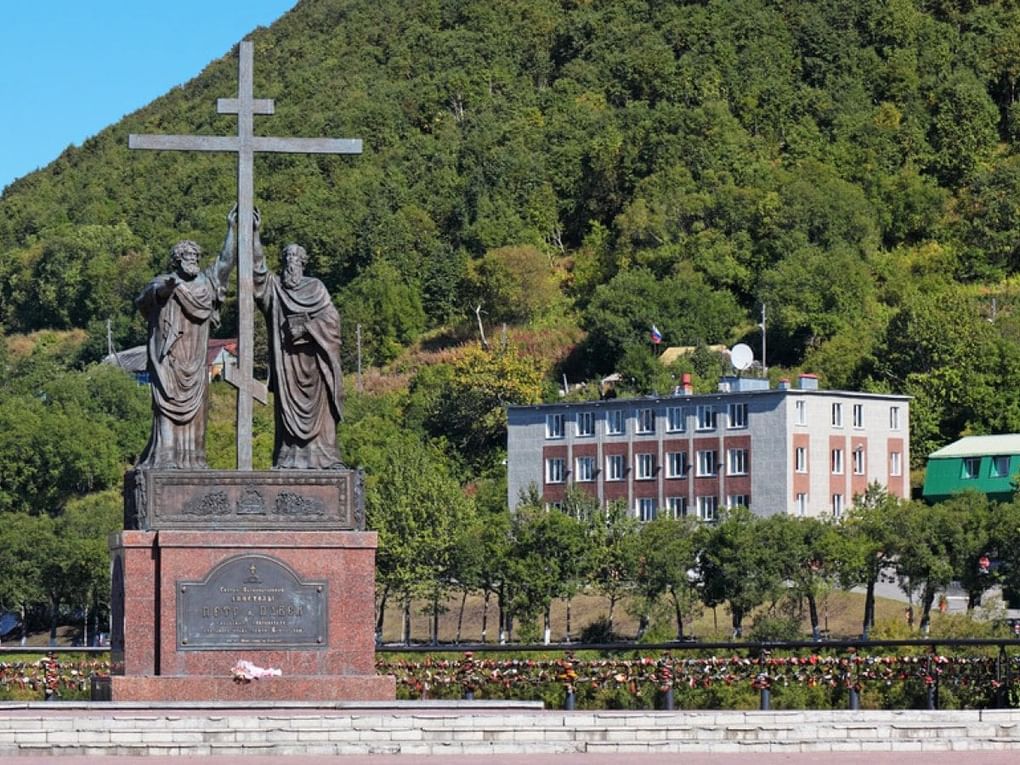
[0,1,297,192]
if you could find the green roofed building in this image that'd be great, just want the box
[923,435,1020,503]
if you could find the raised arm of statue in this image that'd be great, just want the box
[252,207,266,275]
[252,208,272,307]
[212,205,239,288]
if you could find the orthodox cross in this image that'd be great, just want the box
[129,40,362,470]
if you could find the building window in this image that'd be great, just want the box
[890,406,901,430]
[726,494,749,508]
[795,493,807,517]
[546,458,565,484]
[795,446,807,473]
[666,451,688,479]
[853,448,865,475]
[890,451,901,477]
[832,493,844,518]
[991,455,1011,478]
[667,406,685,433]
[546,413,564,439]
[636,407,655,434]
[607,409,625,435]
[637,497,657,522]
[962,457,981,479]
[696,450,718,477]
[696,495,718,522]
[577,411,595,437]
[795,400,806,425]
[832,403,843,427]
[853,404,863,429]
[606,454,625,481]
[636,452,655,480]
[666,496,688,518]
[728,402,748,429]
[727,448,748,475]
[831,449,843,474]
[575,456,595,482]
[545,501,563,511]
[696,405,717,431]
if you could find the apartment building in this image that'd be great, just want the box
[506,374,910,520]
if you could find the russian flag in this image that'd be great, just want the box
[650,324,663,344]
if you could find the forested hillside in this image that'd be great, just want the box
[2,0,1020,640]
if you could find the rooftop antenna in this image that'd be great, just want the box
[730,343,753,374]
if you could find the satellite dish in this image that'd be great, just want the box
[730,343,754,371]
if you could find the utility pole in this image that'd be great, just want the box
[106,318,121,367]
[356,323,363,392]
[760,303,767,376]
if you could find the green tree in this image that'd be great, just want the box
[583,500,640,638]
[699,507,784,638]
[451,474,511,643]
[464,245,563,324]
[504,500,586,643]
[940,492,997,611]
[0,513,46,642]
[365,437,471,644]
[872,287,1009,464]
[580,265,743,375]
[990,497,1020,609]
[841,484,902,637]
[337,259,427,368]
[892,500,966,634]
[408,341,544,472]
[760,244,878,356]
[762,514,845,640]
[57,490,121,644]
[928,71,1000,188]
[953,155,1020,280]
[0,393,121,515]
[631,515,702,640]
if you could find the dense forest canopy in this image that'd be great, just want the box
[3,0,1020,480]
[5,0,1020,643]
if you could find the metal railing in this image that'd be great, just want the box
[375,638,1020,711]
[4,638,1020,710]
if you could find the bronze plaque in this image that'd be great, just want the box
[177,554,327,650]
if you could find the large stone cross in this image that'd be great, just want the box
[130,40,362,470]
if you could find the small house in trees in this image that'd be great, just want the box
[103,338,238,384]
[206,338,238,381]
[922,435,1020,503]
[101,345,149,384]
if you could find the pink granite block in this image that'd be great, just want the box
[108,528,392,702]
[110,673,395,702]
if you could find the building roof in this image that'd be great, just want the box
[207,338,238,366]
[658,344,728,365]
[508,386,910,412]
[101,345,147,373]
[929,434,1020,459]
[102,338,238,373]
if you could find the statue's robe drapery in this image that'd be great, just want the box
[254,269,344,469]
[136,268,226,469]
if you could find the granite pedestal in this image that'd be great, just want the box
[105,469,394,702]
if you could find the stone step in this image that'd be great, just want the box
[3,706,1020,756]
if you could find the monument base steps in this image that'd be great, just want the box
[3,708,1020,756]
[105,674,395,702]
